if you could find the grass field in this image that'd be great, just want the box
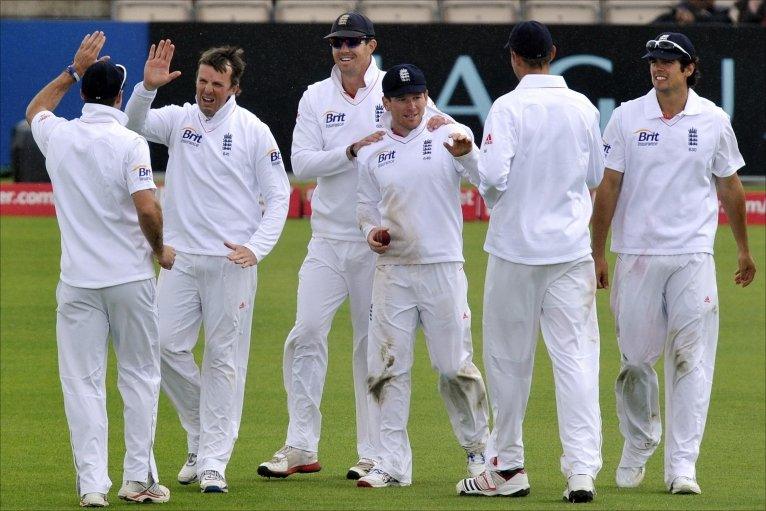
[1,217,764,510]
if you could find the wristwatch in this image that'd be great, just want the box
[66,64,81,82]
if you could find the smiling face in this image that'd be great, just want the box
[195,63,239,118]
[383,91,428,136]
[649,58,692,94]
[331,37,377,78]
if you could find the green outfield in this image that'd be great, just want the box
[1,217,764,510]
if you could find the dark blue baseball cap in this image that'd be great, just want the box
[382,64,427,97]
[505,21,553,59]
[643,32,696,60]
[82,60,126,101]
[325,12,375,39]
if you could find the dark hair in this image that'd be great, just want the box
[680,56,701,88]
[198,46,246,87]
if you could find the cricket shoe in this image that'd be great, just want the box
[118,479,170,503]
[177,453,198,484]
[669,476,701,495]
[347,458,376,480]
[466,451,487,477]
[199,470,228,493]
[80,493,108,507]
[357,468,403,488]
[616,466,645,488]
[563,474,595,503]
[257,446,321,478]
[456,468,530,497]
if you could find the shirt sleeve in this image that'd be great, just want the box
[711,111,745,177]
[478,103,516,209]
[585,109,606,189]
[124,82,182,146]
[290,89,354,180]
[123,137,157,194]
[356,154,382,239]
[242,125,290,262]
[447,124,481,187]
[30,110,67,157]
[602,107,626,173]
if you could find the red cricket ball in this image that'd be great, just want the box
[374,230,391,246]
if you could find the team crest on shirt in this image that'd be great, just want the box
[376,149,396,167]
[688,127,698,152]
[375,104,384,127]
[133,165,153,182]
[634,129,660,147]
[422,139,432,160]
[180,126,203,147]
[222,133,232,156]
[324,111,346,128]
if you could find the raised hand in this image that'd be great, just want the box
[443,132,473,157]
[143,39,182,91]
[72,31,106,77]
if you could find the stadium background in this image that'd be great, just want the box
[0,1,764,510]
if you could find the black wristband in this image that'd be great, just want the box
[348,144,357,158]
[66,64,81,82]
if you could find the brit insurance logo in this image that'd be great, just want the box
[602,139,612,156]
[324,110,346,128]
[688,127,698,152]
[634,128,660,147]
[133,164,153,182]
[180,126,203,147]
[376,149,396,168]
[375,104,384,128]
[267,147,282,166]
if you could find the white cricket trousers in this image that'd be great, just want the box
[158,251,257,476]
[368,262,489,484]
[611,253,718,487]
[283,237,376,458]
[483,254,602,478]
[56,279,160,497]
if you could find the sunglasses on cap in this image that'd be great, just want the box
[116,64,128,91]
[329,37,368,49]
[646,39,691,59]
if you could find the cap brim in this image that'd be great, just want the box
[642,49,685,60]
[384,84,427,97]
[324,30,370,39]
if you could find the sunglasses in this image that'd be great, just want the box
[329,37,368,49]
[646,39,691,59]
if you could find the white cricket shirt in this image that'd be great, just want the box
[291,58,386,242]
[479,74,604,265]
[31,104,157,288]
[602,88,745,255]
[125,84,290,260]
[357,111,480,265]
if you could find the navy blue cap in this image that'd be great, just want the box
[382,64,427,97]
[505,21,553,59]
[81,60,126,101]
[325,12,375,39]
[643,32,696,60]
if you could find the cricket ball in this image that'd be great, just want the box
[374,230,391,246]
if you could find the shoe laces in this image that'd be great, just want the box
[200,469,223,481]
[185,453,197,466]
[272,445,292,461]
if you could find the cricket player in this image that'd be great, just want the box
[28,32,174,507]
[455,21,604,503]
[258,12,450,480]
[125,41,290,493]
[355,63,490,488]
[592,32,756,495]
